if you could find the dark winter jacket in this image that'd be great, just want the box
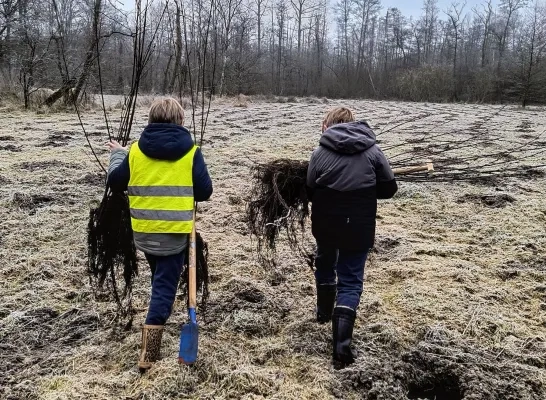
[307,121,397,250]
[107,123,213,256]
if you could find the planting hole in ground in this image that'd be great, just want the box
[406,372,462,400]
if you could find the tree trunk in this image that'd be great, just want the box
[163,54,173,93]
[71,0,102,104]
[219,52,228,95]
[522,5,538,108]
[169,3,183,94]
[257,1,262,54]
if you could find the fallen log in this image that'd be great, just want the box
[44,80,75,107]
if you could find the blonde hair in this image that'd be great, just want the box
[148,97,185,125]
[323,107,355,128]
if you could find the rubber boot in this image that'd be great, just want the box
[316,283,337,323]
[332,307,357,368]
[138,324,164,371]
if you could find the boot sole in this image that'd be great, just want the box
[333,358,355,370]
[138,361,153,370]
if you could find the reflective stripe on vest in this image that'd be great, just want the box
[128,143,197,234]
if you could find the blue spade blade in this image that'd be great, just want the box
[178,308,198,365]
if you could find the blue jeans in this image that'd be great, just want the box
[145,251,185,325]
[314,243,369,311]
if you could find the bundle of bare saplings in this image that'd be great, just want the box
[247,159,433,268]
[247,159,313,268]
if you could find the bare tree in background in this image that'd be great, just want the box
[353,0,380,90]
[446,1,466,100]
[16,0,45,108]
[290,0,318,54]
[218,0,243,96]
[254,0,268,55]
[71,0,102,103]
[422,0,439,63]
[491,0,528,100]
[473,0,493,68]
[512,0,546,106]
[169,0,185,95]
[1,0,22,80]
[335,0,352,95]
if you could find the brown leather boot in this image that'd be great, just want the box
[138,324,164,371]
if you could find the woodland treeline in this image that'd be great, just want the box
[1,0,545,106]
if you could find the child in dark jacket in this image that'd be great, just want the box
[307,107,397,367]
[107,97,212,370]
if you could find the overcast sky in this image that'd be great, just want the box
[382,0,501,19]
[119,0,501,19]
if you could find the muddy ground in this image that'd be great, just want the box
[0,98,545,399]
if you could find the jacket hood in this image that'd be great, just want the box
[320,121,376,154]
[138,123,194,160]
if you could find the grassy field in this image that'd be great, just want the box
[1,98,545,399]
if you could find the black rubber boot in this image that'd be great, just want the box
[316,283,337,323]
[332,307,357,368]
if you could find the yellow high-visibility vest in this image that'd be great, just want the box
[128,143,197,233]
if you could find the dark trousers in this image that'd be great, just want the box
[314,243,369,311]
[144,251,185,325]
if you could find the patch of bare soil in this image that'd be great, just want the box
[1,308,100,400]
[0,135,15,141]
[10,191,78,216]
[522,168,546,179]
[12,192,57,209]
[205,279,290,337]
[0,100,544,399]
[76,172,105,186]
[0,144,22,152]
[37,134,74,148]
[457,193,516,208]
[18,160,80,171]
[517,120,534,133]
[337,333,544,399]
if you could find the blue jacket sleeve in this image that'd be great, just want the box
[193,148,213,201]
[107,154,130,192]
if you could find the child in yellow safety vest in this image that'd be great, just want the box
[107,97,213,370]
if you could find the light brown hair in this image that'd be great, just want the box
[323,107,355,128]
[148,97,185,125]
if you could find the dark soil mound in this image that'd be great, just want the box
[0,144,21,152]
[335,332,545,399]
[12,192,56,209]
[457,193,516,208]
[205,279,289,337]
[0,307,99,399]
[76,173,105,186]
[19,160,79,171]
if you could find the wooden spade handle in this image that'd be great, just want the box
[392,163,434,175]
[188,209,197,310]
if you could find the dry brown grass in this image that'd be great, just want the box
[0,99,545,399]
[233,94,249,108]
